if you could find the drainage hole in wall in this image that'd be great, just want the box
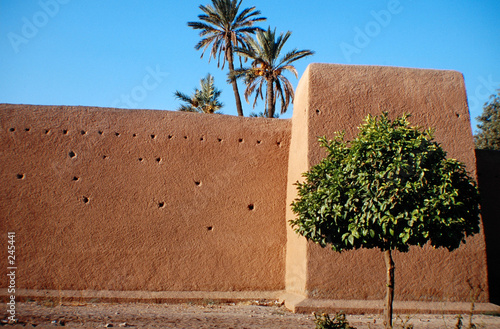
[206,226,213,231]
[158,202,165,208]
[80,130,87,135]
[316,109,321,114]
[156,157,161,163]
[25,128,30,132]
[184,136,188,139]
[276,141,281,147]
[238,138,243,143]
[195,181,201,186]
[44,129,50,134]
[168,135,173,139]
[132,133,137,137]
[69,151,76,158]
[257,140,262,144]
[9,128,15,132]
[218,138,223,142]
[72,176,79,181]
[98,130,103,135]
[63,129,68,135]
[248,204,255,211]
[16,174,25,180]
[151,134,156,139]
[200,136,205,141]
[115,132,120,136]
[82,196,89,204]
[102,155,108,159]
[138,157,143,162]
[455,113,460,118]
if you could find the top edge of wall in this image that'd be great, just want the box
[306,62,464,76]
[0,103,289,120]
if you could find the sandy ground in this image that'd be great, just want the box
[2,301,500,328]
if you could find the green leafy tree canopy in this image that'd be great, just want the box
[475,88,500,150]
[290,112,480,328]
[291,113,480,252]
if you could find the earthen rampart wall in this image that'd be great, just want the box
[0,64,495,307]
[0,105,290,292]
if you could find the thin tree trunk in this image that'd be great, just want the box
[384,249,395,329]
[227,49,244,117]
[266,78,274,118]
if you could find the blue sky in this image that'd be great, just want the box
[1,0,499,131]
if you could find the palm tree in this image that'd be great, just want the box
[188,0,266,117]
[174,74,224,114]
[231,27,314,118]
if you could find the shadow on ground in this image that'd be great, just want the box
[476,149,500,305]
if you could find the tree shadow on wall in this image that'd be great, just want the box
[476,149,500,305]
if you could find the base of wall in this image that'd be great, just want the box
[0,289,282,305]
[3,290,499,315]
[280,293,500,315]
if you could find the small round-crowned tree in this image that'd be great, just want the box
[290,113,480,329]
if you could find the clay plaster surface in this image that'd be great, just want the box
[286,64,489,302]
[0,63,493,307]
[0,105,290,292]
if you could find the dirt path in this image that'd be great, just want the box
[2,302,500,328]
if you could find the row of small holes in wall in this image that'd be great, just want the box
[16,153,260,207]
[155,202,256,232]
[57,175,256,211]
[15,173,257,222]
[77,191,256,217]
[11,128,264,208]
[68,150,166,163]
[13,174,93,205]
[7,128,283,146]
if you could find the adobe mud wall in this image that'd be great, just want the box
[285,64,489,306]
[0,106,290,292]
[0,63,494,309]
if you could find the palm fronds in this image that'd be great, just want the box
[188,0,266,116]
[232,26,314,118]
[174,74,224,114]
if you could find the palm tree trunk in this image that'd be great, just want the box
[266,78,274,118]
[227,49,244,117]
[384,250,395,329]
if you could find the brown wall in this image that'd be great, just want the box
[286,64,489,302]
[0,105,290,292]
[0,63,492,304]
